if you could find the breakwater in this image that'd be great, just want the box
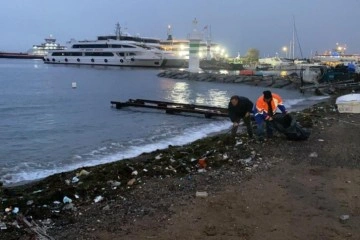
[158,70,301,90]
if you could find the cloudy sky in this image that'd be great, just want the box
[1,0,359,58]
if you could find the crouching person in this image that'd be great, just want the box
[254,90,287,141]
[228,95,254,138]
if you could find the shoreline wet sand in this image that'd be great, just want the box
[1,96,360,240]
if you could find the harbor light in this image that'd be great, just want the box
[282,46,288,58]
[179,44,186,50]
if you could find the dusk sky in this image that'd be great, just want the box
[1,0,360,58]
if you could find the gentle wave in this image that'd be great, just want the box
[1,121,230,185]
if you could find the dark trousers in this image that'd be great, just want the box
[231,115,253,137]
[254,114,274,139]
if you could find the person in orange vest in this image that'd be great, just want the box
[254,90,287,140]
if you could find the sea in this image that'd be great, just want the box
[0,59,329,185]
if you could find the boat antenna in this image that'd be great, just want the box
[293,16,303,59]
[115,22,121,40]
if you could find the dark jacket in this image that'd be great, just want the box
[228,96,254,122]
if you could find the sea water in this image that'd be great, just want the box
[0,59,328,185]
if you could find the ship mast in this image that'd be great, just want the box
[115,22,121,40]
[292,22,295,59]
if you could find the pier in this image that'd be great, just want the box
[111,99,228,118]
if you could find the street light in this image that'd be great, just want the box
[282,46,288,58]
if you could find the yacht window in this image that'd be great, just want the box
[102,52,114,56]
[135,44,151,49]
[52,52,82,56]
[52,52,64,56]
[122,45,136,48]
[117,52,125,57]
[129,53,136,56]
[143,39,160,44]
[73,44,109,49]
[85,52,114,57]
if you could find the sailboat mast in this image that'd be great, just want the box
[293,17,304,59]
[292,24,295,59]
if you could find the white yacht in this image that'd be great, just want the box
[43,39,163,67]
[95,24,188,68]
[258,57,294,69]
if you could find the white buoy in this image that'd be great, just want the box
[72,82,77,88]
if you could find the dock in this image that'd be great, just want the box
[110,99,229,118]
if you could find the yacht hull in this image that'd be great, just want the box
[43,56,163,67]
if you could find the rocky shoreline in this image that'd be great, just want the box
[158,70,301,91]
[158,69,360,96]
[0,98,360,240]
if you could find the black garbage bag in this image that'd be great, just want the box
[271,113,311,141]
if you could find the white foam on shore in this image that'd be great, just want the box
[285,98,305,108]
[285,96,330,109]
[1,121,231,185]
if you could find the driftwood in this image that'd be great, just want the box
[18,215,55,240]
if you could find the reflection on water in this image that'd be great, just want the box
[207,89,228,107]
[166,81,229,108]
[195,93,206,105]
[168,82,191,104]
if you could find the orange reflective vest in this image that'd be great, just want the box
[255,93,286,119]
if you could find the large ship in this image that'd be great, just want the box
[43,39,164,67]
[0,35,65,59]
[44,24,166,67]
[28,35,66,56]
[313,43,360,64]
